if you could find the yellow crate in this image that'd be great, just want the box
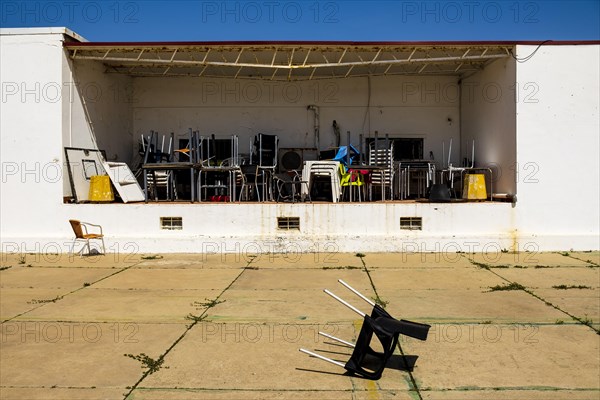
[462,174,487,200]
[88,175,114,202]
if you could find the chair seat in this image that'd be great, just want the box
[82,233,103,239]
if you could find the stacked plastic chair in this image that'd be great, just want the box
[300,280,430,380]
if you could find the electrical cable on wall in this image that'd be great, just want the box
[361,76,372,140]
[510,40,552,63]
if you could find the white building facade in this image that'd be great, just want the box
[1,28,598,254]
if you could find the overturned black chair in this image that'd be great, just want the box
[300,280,430,380]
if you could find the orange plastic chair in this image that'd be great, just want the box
[69,220,105,256]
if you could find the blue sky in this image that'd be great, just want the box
[1,1,599,42]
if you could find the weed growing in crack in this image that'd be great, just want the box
[371,296,389,309]
[552,285,591,290]
[487,282,526,292]
[124,353,168,375]
[471,261,490,270]
[322,265,360,270]
[185,313,207,324]
[28,295,64,304]
[0,266,12,271]
[192,298,225,310]
[579,315,594,328]
[18,255,26,264]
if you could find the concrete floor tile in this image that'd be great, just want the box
[359,253,474,269]
[0,267,114,289]
[0,387,128,400]
[375,290,566,324]
[134,253,249,269]
[129,388,363,399]
[92,268,243,290]
[421,389,600,399]
[207,289,374,323]
[1,288,69,321]
[533,288,600,322]
[17,288,221,323]
[1,253,143,269]
[490,267,600,289]
[369,268,507,291]
[230,269,370,290]
[405,325,600,391]
[0,322,185,392]
[142,323,358,391]
[468,252,593,268]
[249,253,364,270]
[140,320,414,395]
[568,251,599,266]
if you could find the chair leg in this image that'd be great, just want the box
[100,238,106,255]
[70,238,78,256]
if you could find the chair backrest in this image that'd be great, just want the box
[255,133,278,167]
[69,220,84,238]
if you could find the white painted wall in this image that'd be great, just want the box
[132,75,460,163]
[515,44,600,249]
[461,57,517,195]
[5,202,522,256]
[1,30,67,237]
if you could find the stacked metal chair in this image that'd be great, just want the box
[300,280,430,380]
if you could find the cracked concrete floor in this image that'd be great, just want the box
[0,251,598,399]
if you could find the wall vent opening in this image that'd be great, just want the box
[400,217,422,230]
[160,217,183,230]
[278,217,300,230]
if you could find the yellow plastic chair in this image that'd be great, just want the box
[69,220,105,256]
[339,164,364,202]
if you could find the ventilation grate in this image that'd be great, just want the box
[278,217,300,230]
[160,217,183,230]
[400,217,422,230]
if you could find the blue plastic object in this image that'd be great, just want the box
[332,144,360,168]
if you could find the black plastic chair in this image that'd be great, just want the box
[300,280,430,380]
